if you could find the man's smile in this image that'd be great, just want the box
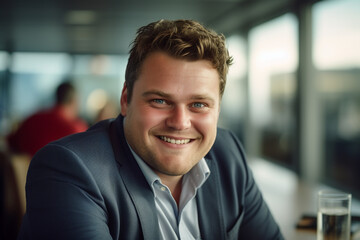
[158,136,192,145]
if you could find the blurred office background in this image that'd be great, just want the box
[0,0,359,238]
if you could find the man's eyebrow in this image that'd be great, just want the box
[190,94,214,100]
[142,90,170,98]
[190,94,216,104]
[142,90,216,104]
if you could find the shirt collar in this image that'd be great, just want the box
[128,144,210,189]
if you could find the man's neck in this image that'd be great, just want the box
[157,173,183,207]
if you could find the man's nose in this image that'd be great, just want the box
[166,105,191,130]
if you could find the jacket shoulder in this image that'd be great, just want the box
[210,128,245,157]
[205,127,248,175]
[51,119,114,149]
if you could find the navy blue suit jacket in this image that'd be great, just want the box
[18,116,283,240]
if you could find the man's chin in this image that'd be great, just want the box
[156,165,194,177]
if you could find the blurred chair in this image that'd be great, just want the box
[0,151,30,240]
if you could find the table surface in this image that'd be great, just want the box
[249,158,360,240]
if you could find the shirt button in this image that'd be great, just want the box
[160,186,166,191]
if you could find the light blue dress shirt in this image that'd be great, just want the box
[129,147,210,240]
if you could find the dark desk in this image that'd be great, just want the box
[249,158,360,240]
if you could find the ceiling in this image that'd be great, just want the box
[0,0,297,55]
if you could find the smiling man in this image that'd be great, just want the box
[122,52,220,195]
[18,20,284,240]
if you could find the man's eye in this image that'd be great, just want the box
[192,102,206,108]
[152,99,166,104]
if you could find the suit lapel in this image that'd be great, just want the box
[109,117,160,240]
[197,157,226,240]
[110,116,226,239]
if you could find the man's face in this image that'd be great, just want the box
[121,52,220,178]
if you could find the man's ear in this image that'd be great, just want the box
[120,83,128,116]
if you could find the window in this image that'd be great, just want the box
[219,35,247,141]
[0,51,10,135]
[7,53,127,125]
[72,54,126,122]
[313,0,360,196]
[248,14,298,168]
[10,53,71,120]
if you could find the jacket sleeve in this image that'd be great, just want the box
[229,131,284,240]
[18,143,113,240]
[209,129,284,240]
[239,165,284,239]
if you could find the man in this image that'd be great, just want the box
[7,82,88,157]
[18,20,283,239]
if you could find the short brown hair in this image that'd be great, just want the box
[56,82,76,105]
[125,19,233,102]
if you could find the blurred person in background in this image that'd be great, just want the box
[7,81,88,157]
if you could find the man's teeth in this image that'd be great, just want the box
[160,136,190,144]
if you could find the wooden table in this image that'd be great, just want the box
[249,158,360,240]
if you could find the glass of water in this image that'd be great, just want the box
[317,190,351,240]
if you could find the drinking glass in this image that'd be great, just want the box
[317,190,351,240]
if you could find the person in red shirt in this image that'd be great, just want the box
[7,82,88,157]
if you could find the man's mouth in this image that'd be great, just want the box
[159,136,191,145]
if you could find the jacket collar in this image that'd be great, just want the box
[197,157,226,240]
[109,115,161,240]
[109,115,225,240]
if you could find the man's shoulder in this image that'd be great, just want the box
[207,127,246,163]
[215,127,234,139]
[32,119,117,173]
[205,128,249,189]
[49,119,114,151]
[213,127,243,150]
